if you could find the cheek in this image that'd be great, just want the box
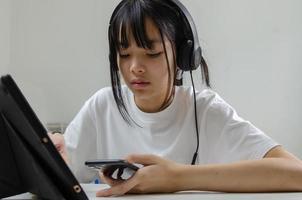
[117,60,129,78]
[149,60,168,78]
[167,51,175,74]
[151,66,170,88]
[159,55,175,80]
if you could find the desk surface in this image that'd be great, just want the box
[3,184,302,200]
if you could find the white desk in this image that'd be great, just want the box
[3,184,302,200]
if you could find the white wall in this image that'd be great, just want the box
[4,0,302,157]
[9,0,115,123]
[184,0,302,157]
[0,0,10,74]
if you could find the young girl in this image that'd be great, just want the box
[50,0,302,197]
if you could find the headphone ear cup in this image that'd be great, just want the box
[192,47,202,70]
[177,40,193,71]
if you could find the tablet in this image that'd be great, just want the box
[0,74,88,199]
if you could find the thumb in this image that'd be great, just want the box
[125,154,162,166]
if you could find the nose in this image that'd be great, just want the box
[130,56,146,75]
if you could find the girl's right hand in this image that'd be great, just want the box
[96,154,182,196]
[48,132,69,164]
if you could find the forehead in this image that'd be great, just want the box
[143,18,161,40]
[118,18,163,47]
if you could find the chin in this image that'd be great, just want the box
[132,90,154,100]
[133,90,149,98]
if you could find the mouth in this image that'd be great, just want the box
[130,80,150,89]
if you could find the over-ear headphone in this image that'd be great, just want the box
[168,0,202,72]
[167,0,201,165]
[109,0,202,72]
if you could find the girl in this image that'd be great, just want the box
[50,0,302,197]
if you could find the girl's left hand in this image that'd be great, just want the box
[96,154,183,197]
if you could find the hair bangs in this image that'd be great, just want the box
[111,2,155,51]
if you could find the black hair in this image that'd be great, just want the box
[108,0,210,125]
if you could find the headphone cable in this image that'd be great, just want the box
[190,70,199,165]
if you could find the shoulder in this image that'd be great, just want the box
[84,85,130,111]
[176,86,237,124]
[89,85,129,101]
[77,87,113,117]
[176,86,223,108]
[86,86,114,105]
[90,86,112,101]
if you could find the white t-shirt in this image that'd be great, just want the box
[64,86,278,182]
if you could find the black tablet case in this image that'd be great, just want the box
[0,75,88,200]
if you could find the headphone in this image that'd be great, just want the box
[168,0,203,72]
[109,0,203,72]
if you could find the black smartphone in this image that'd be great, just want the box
[85,159,139,180]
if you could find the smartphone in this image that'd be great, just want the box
[85,159,139,180]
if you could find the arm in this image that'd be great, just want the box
[96,146,302,196]
[177,146,302,192]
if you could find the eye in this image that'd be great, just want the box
[119,54,129,59]
[147,52,162,58]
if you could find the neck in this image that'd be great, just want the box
[134,88,175,113]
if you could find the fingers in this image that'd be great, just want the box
[48,132,69,164]
[97,154,168,196]
[125,154,162,166]
[48,133,64,147]
[96,173,138,197]
[99,172,123,186]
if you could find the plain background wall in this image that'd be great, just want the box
[0,0,10,74]
[1,0,301,157]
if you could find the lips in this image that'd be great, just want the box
[130,79,150,89]
[131,80,149,84]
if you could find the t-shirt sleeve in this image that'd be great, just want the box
[64,99,98,183]
[202,92,279,164]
